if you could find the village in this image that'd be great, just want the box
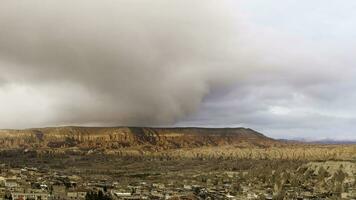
[0,161,355,200]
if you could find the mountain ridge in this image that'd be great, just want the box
[0,126,277,150]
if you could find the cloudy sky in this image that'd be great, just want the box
[0,0,356,140]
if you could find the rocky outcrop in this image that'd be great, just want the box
[0,127,276,150]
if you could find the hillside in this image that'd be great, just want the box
[0,127,276,150]
[0,127,355,161]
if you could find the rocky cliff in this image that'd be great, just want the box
[0,127,276,150]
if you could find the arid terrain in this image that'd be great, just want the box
[0,127,355,199]
[0,127,354,161]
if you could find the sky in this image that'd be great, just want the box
[0,0,356,140]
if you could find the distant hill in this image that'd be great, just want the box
[0,126,277,151]
[286,137,356,145]
[306,139,356,145]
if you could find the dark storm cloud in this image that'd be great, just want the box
[0,0,257,127]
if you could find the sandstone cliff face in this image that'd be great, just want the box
[0,127,275,150]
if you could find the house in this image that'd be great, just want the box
[5,179,18,188]
[67,191,87,200]
[52,185,67,200]
[11,192,49,200]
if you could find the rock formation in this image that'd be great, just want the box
[0,127,275,150]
